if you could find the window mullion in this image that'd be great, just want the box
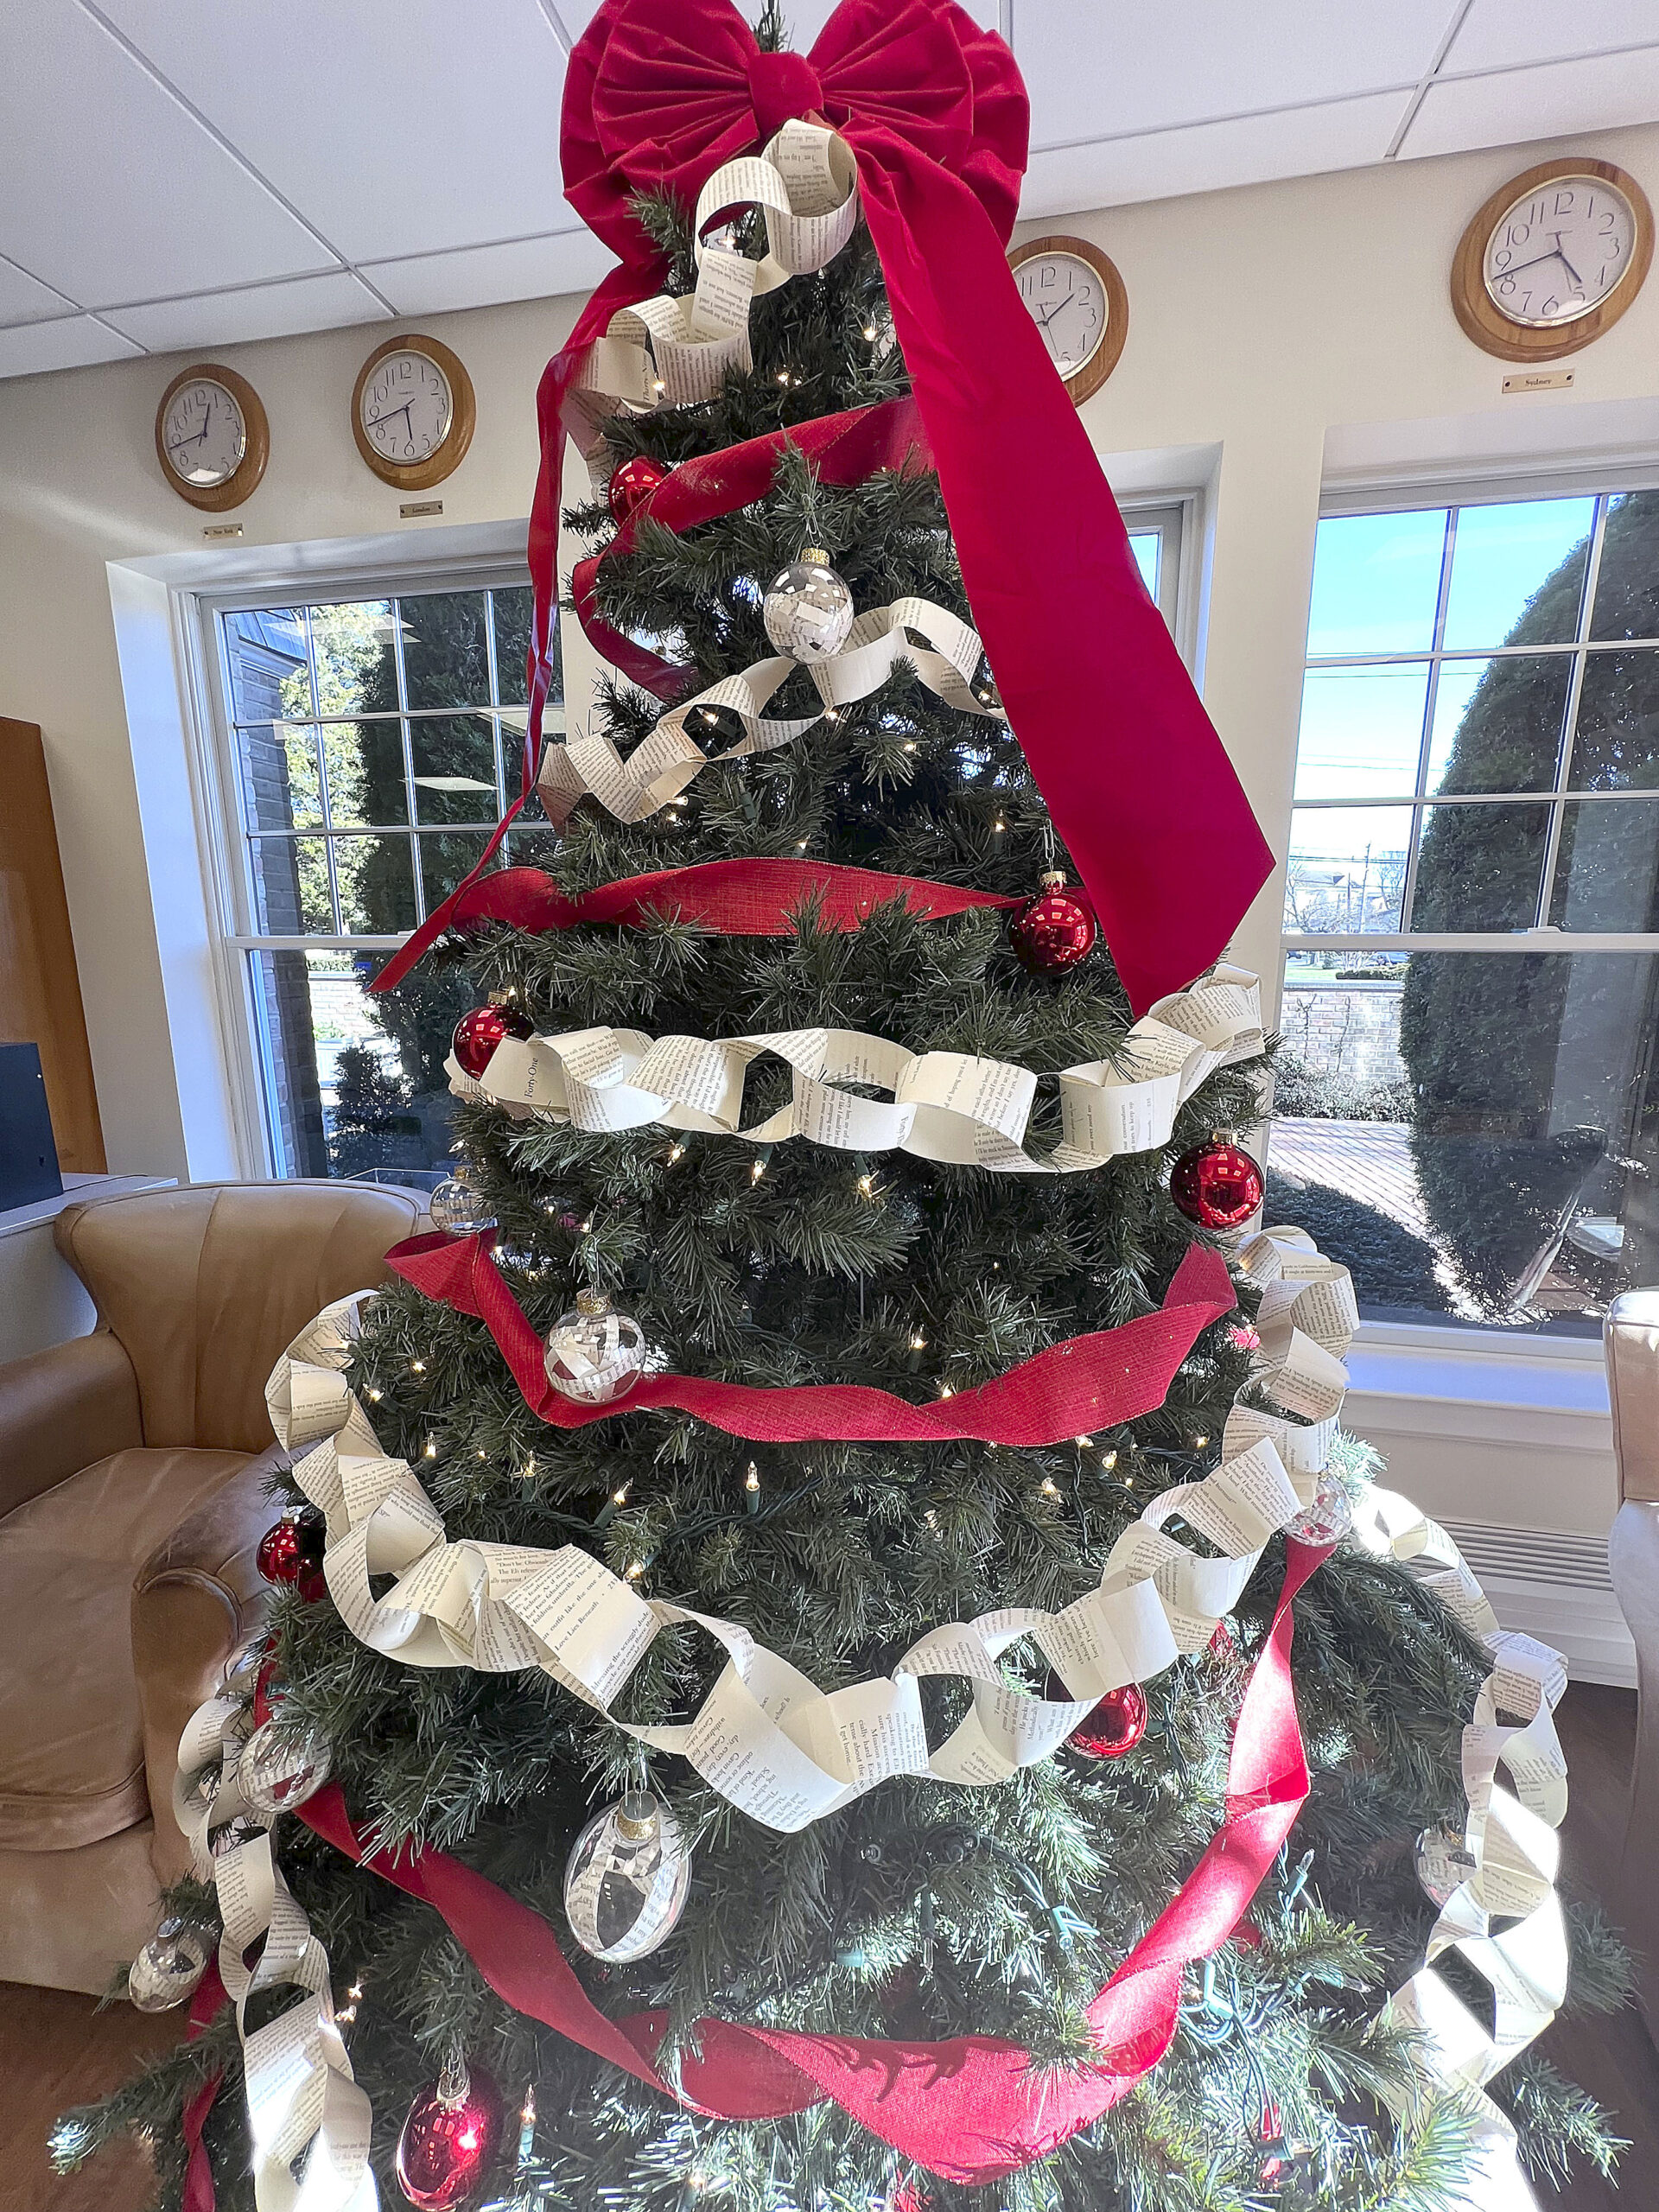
[1536,495,1609,929]
[391,599,423,925]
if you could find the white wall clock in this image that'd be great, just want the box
[352,333,475,491]
[155,363,268,512]
[1007,233,1128,404]
[1452,158,1653,363]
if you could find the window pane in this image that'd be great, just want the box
[1589,490,1659,641]
[1284,808,1411,932]
[1427,654,1571,793]
[308,601,400,717]
[418,830,493,912]
[492,586,535,705]
[1440,497,1593,650]
[410,715,500,823]
[505,823,563,871]
[238,722,323,831]
[400,590,490,709]
[1270,950,1659,1330]
[1294,664,1427,799]
[1570,648,1659,790]
[1306,510,1446,657]
[1549,799,1659,931]
[224,606,309,724]
[319,718,409,826]
[1128,531,1160,601]
[335,834,419,934]
[248,949,468,1182]
[1410,802,1548,930]
[250,836,333,933]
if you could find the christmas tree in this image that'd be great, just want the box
[58,5,1629,2209]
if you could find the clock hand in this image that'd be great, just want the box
[1555,239,1584,286]
[1493,246,1571,281]
[366,401,414,434]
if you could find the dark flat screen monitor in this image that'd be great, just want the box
[0,1043,64,1211]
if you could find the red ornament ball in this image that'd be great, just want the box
[607,454,670,526]
[452,1001,533,1080]
[1010,874,1096,974]
[256,1507,326,1587]
[396,2064,505,2210]
[1068,1681,1148,1759]
[1168,1137,1264,1230]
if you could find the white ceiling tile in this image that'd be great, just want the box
[1400,45,1659,160]
[365,229,615,317]
[772,0,999,46]
[0,314,143,379]
[101,271,390,354]
[0,0,335,307]
[95,0,572,264]
[1445,0,1659,74]
[1021,91,1412,219]
[1018,2,1455,148]
[0,253,74,327]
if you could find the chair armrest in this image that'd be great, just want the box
[131,1441,289,1886]
[0,1329,143,1518]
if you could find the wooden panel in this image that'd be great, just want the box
[0,719,105,1173]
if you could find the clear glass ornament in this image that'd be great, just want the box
[128,1916,213,2012]
[761,547,855,662]
[237,1717,332,1816]
[429,1170,495,1236]
[543,1289,646,1406]
[1414,1821,1477,1910]
[209,1814,264,1859]
[563,1790,690,1962]
[1284,1469,1353,1548]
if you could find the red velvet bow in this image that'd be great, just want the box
[382,0,1274,1020]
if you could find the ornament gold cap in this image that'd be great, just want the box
[801,545,830,566]
[615,1790,659,1842]
[575,1288,610,1318]
[436,2051,472,2107]
[1038,870,1067,888]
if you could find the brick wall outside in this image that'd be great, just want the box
[1280,983,1406,1087]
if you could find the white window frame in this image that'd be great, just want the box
[1284,466,1659,1357]
[181,545,535,1179]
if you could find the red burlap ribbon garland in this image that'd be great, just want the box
[181,1542,1326,2201]
[372,855,1023,995]
[388,1233,1237,1446]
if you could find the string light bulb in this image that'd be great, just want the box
[857,1173,874,1194]
[745,1462,761,1515]
[410,1359,425,1373]
[1101,1448,1118,1471]
[1039,1478,1059,1497]
[910,1332,927,1351]
[367,1388,382,1402]
[612,1484,630,1507]
[424,1439,437,1459]
[751,1159,766,1181]
[626,1560,645,1580]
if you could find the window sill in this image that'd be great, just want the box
[1344,1319,1609,1447]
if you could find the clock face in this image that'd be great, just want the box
[160,378,247,487]
[359,348,454,467]
[1015,252,1109,378]
[1484,175,1638,327]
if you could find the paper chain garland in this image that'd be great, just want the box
[174,1695,375,2212]
[527,595,999,831]
[173,1220,1570,2210]
[565,118,861,475]
[445,963,1263,1173]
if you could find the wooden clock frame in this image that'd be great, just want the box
[1451,156,1654,365]
[154,362,269,512]
[1007,233,1129,404]
[351,332,476,491]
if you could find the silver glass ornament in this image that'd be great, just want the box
[237,1717,332,1816]
[1284,1470,1354,1548]
[128,1916,213,2012]
[563,1790,690,1962]
[543,1289,646,1406]
[429,1170,496,1237]
[1414,1822,1477,1910]
[761,547,855,663]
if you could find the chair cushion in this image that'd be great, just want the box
[0,1446,251,1850]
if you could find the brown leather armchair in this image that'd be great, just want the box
[0,1180,420,1993]
[1606,1288,1659,2043]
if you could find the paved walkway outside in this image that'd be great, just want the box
[1267,1117,1431,1241]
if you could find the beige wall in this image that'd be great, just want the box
[1,119,1656,1181]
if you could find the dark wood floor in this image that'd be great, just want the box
[3,1685,1656,2211]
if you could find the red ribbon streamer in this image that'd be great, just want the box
[372,856,1021,995]
[527,0,1273,1017]
[203,1542,1325,2193]
[573,397,934,696]
[179,1958,227,2212]
[388,1233,1238,1446]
